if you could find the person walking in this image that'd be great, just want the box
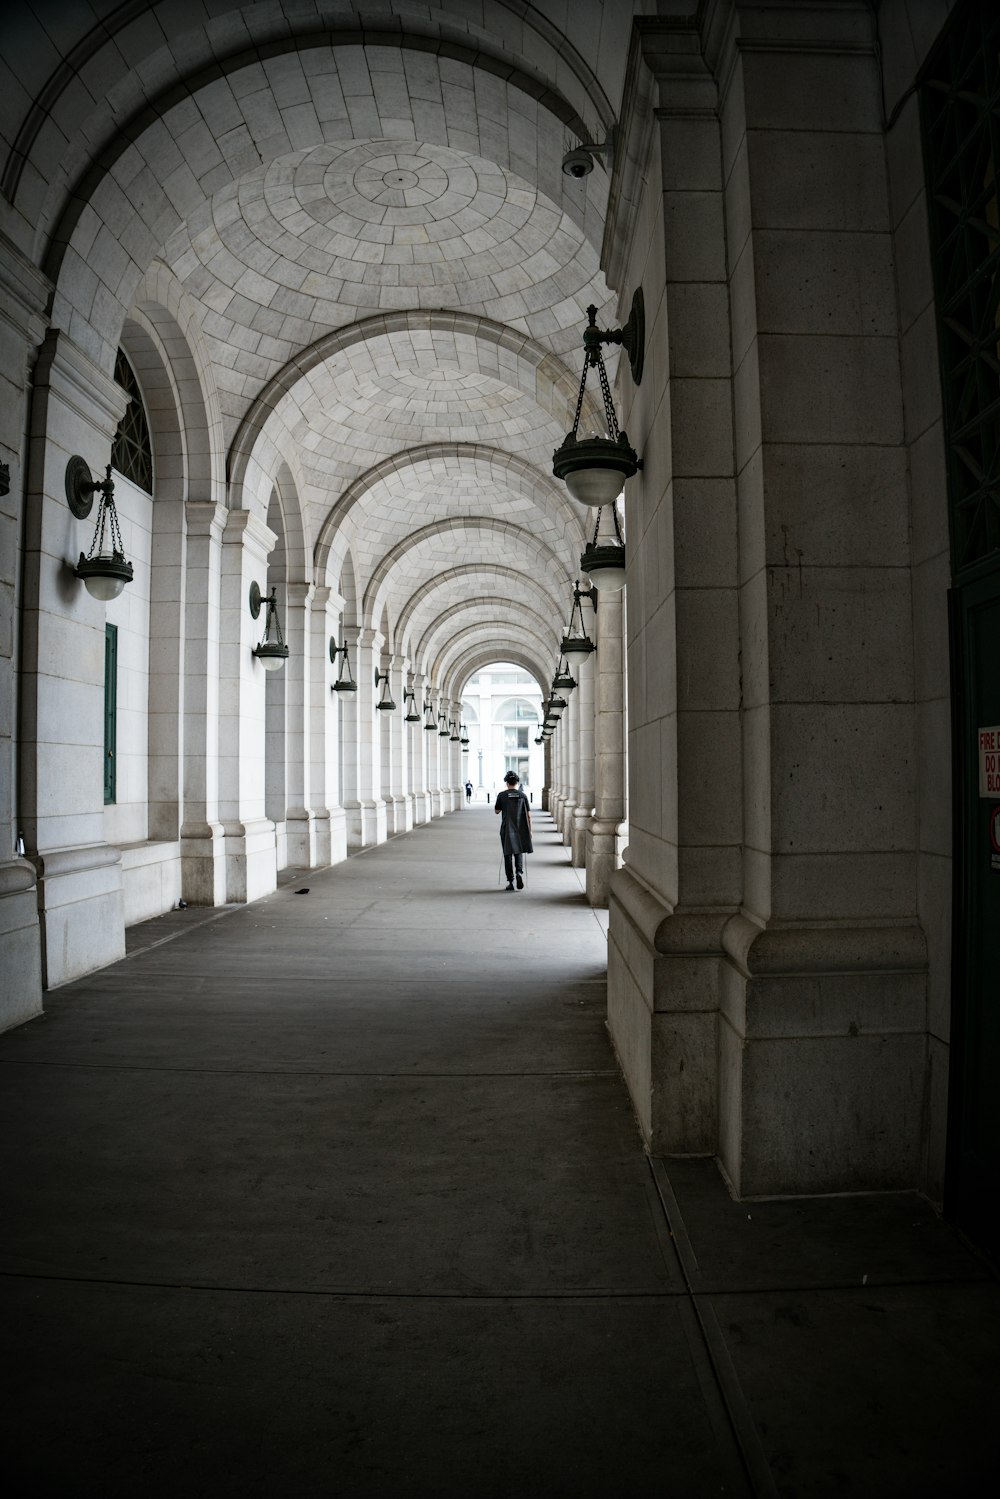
[464,778,473,803]
[494,770,533,890]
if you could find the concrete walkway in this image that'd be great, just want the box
[1,806,998,1497]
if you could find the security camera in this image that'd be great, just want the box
[562,147,594,179]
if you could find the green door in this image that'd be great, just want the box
[104,623,117,804]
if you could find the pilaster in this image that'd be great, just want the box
[218,509,278,902]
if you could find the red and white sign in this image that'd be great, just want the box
[978,726,1000,798]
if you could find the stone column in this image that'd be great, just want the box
[586,593,625,905]
[345,628,386,847]
[279,580,316,868]
[411,675,430,823]
[450,698,464,808]
[389,654,412,832]
[339,624,361,852]
[0,245,49,1021]
[716,2,925,1195]
[307,586,344,867]
[19,331,130,988]
[606,20,742,1158]
[180,500,227,905]
[428,696,444,817]
[218,510,278,903]
[571,650,595,866]
[561,676,580,846]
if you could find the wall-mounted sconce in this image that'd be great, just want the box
[547,694,568,720]
[561,580,596,658]
[580,500,626,592]
[330,636,357,691]
[66,457,134,599]
[403,686,421,722]
[437,710,450,736]
[552,293,643,507]
[375,667,396,711]
[552,657,576,693]
[460,722,470,746]
[449,720,461,742]
[423,695,437,731]
[250,581,288,671]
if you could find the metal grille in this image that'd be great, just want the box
[111,349,152,493]
[922,1,1000,575]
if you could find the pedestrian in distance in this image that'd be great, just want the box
[494,769,533,890]
[465,778,473,802]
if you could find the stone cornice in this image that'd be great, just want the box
[31,328,128,440]
[601,13,719,296]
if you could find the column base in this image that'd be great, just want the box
[180,822,227,905]
[393,794,413,833]
[412,791,430,825]
[35,844,125,989]
[584,818,621,907]
[720,914,928,1196]
[345,799,387,851]
[428,790,444,818]
[560,799,578,845]
[607,865,728,1155]
[222,817,277,903]
[284,808,319,868]
[570,807,592,867]
[328,807,348,864]
[0,859,43,1029]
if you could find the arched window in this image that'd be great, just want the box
[495,697,539,723]
[111,350,153,493]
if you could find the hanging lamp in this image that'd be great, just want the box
[460,722,470,746]
[330,636,357,691]
[552,656,576,693]
[552,292,643,507]
[423,696,436,731]
[580,499,627,592]
[404,687,421,722]
[561,580,596,659]
[437,711,450,736]
[250,583,289,671]
[375,668,396,711]
[67,459,134,600]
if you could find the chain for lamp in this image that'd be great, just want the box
[591,500,624,546]
[569,306,620,442]
[83,466,126,559]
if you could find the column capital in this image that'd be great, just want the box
[185,500,228,539]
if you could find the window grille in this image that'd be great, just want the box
[111,349,153,493]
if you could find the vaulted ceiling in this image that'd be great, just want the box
[2,2,630,695]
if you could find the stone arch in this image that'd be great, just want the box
[12,13,613,261]
[362,517,572,636]
[433,621,556,692]
[39,40,612,373]
[448,645,549,700]
[414,598,559,675]
[395,564,565,653]
[130,261,226,508]
[236,316,603,509]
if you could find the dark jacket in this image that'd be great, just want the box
[494,788,533,858]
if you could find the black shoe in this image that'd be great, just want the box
[505,882,514,891]
[515,873,524,889]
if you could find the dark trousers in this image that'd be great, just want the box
[504,850,523,880]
